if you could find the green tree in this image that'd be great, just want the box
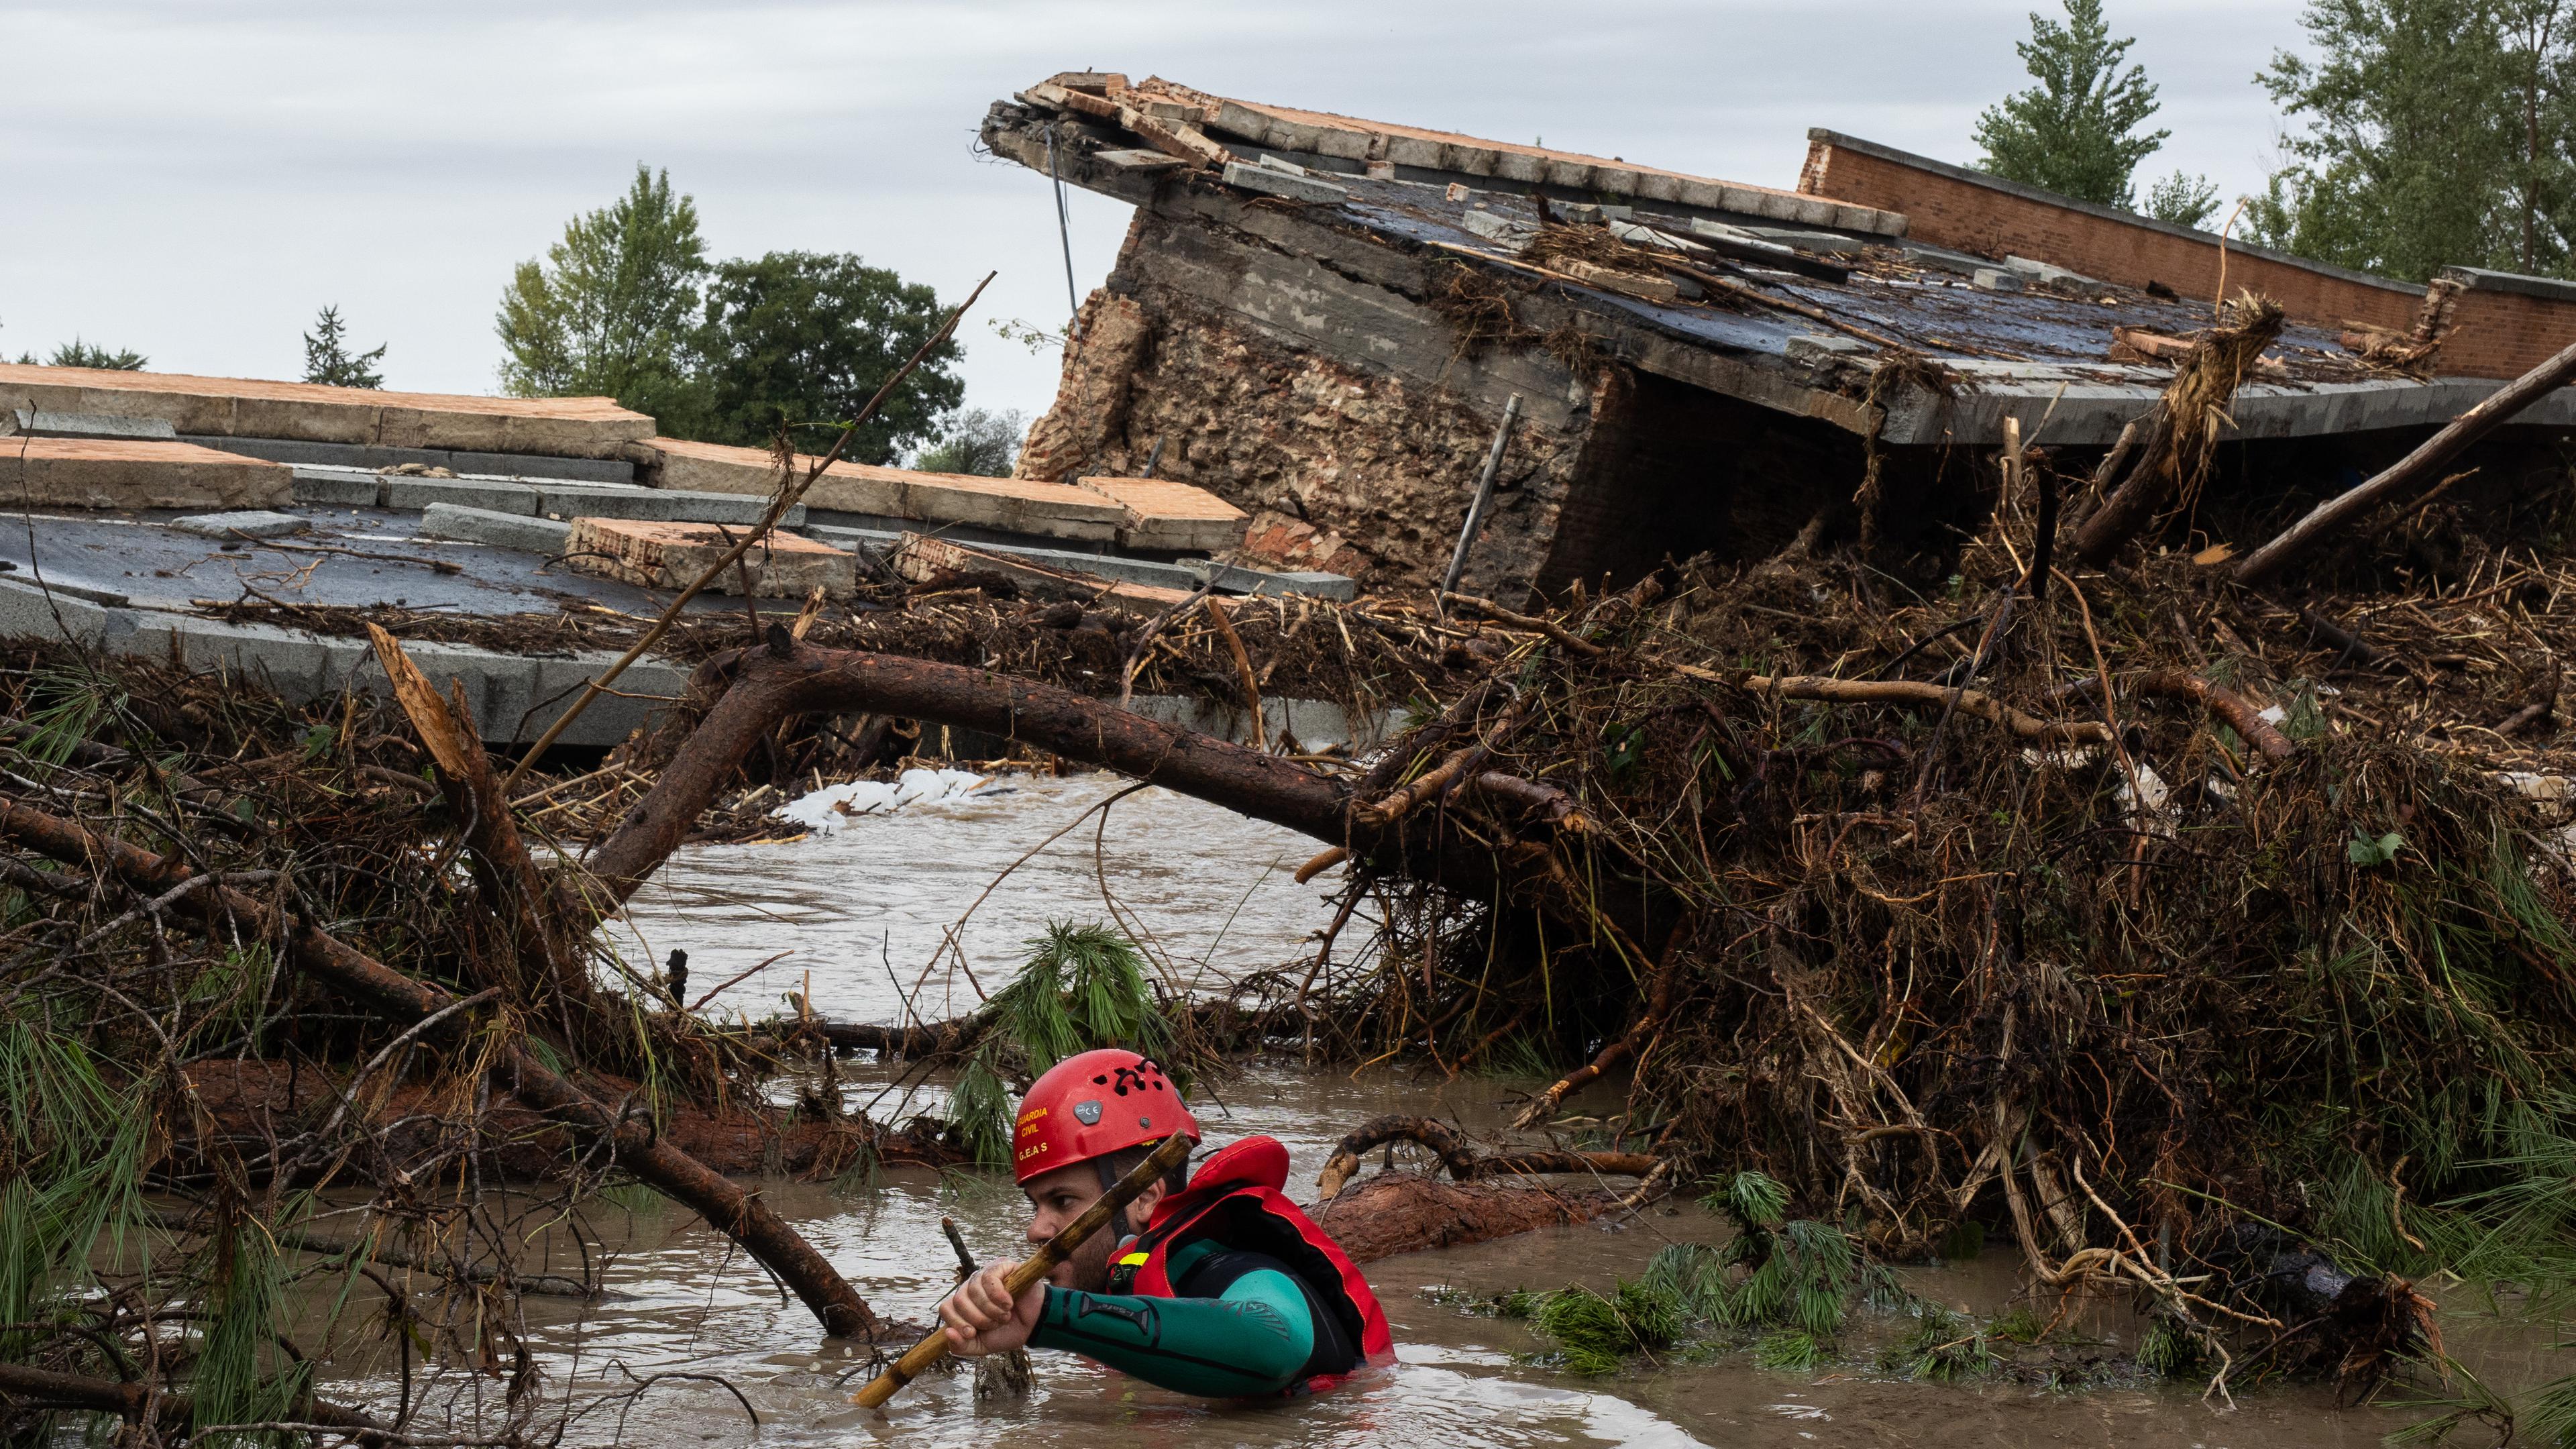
[683,251,963,462]
[2496,0,2575,272]
[2141,169,2224,227]
[1974,0,2170,207]
[494,164,707,414]
[913,407,1027,476]
[2247,0,2571,278]
[28,339,148,370]
[301,305,386,389]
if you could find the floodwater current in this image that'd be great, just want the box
[321,773,2551,1446]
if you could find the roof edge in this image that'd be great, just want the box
[1803,128,2422,299]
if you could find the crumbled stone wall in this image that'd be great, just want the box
[1013,209,1604,599]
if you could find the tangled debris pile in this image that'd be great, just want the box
[1274,460,2576,1395]
[9,334,2576,1439]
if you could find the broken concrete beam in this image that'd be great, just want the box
[645,437,1127,544]
[0,438,290,510]
[890,532,1193,605]
[172,510,309,539]
[1120,106,1230,167]
[806,524,1352,599]
[1095,148,1186,172]
[288,469,386,508]
[186,435,636,484]
[2004,255,2100,291]
[1074,475,1249,552]
[531,482,799,528]
[1188,562,1359,603]
[1785,333,1872,367]
[1220,160,1348,205]
[1460,209,1536,250]
[8,409,178,441]
[0,364,654,460]
[417,502,573,555]
[380,476,539,515]
[0,576,686,747]
[565,518,855,599]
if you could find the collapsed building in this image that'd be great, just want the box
[983,72,2576,600]
[0,362,1341,747]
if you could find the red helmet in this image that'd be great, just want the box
[1012,1048,1201,1184]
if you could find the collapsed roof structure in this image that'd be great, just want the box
[0,363,1331,746]
[983,73,2576,600]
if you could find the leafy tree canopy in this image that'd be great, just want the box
[683,250,964,463]
[492,171,969,463]
[2249,0,2575,280]
[1974,0,2170,207]
[302,305,386,390]
[2141,168,2224,228]
[912,407,1027,478]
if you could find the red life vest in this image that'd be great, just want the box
[1106,1135,1395,1394]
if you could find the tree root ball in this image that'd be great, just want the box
[1310,1171,1625,1264]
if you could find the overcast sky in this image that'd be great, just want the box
[1,0,2313,421]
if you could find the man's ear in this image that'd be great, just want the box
[1125,1177,1168,1231]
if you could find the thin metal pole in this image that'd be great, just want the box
[1046,125,1082,341]
[1442,392,1522,598]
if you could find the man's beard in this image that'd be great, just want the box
[1051,1205,1137,1293]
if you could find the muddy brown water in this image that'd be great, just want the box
[316,775,2551,1445]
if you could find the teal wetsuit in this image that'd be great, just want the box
[1028,1236,1350,1397]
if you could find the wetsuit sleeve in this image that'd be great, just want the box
[1028,1270,1316,1397]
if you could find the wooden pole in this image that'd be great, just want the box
[1441,393,1523,599]
[2233,337,2576,588]
[849,1130,1193,1410]
[500,271,994,792]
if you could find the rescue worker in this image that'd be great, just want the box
[937,1047,1394,1399]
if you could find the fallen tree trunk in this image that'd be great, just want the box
[0,795,883,1342]
[584,637,1358,908]
[0,1362,382,1434]
[2072,299,2285,566]
[367,627,594,1024]
[2234,335,2576,588]
[1311,1114,1662,1199]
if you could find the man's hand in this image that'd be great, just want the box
[938,1263,1043,1357]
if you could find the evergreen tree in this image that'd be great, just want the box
[301,305,386,389]
[494,164,708,415]
[1974,0,2170,207]
[34,339,148,370]
[682,251,963,463]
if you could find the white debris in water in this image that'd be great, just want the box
[771,767,991,833]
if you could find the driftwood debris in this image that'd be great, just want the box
[2234,334,2576,587]
[0,793,883,1342]
[2071,295,2286,566]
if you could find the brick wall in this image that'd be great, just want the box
[1800,131,2575,380]
[2440,270,2576,380]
